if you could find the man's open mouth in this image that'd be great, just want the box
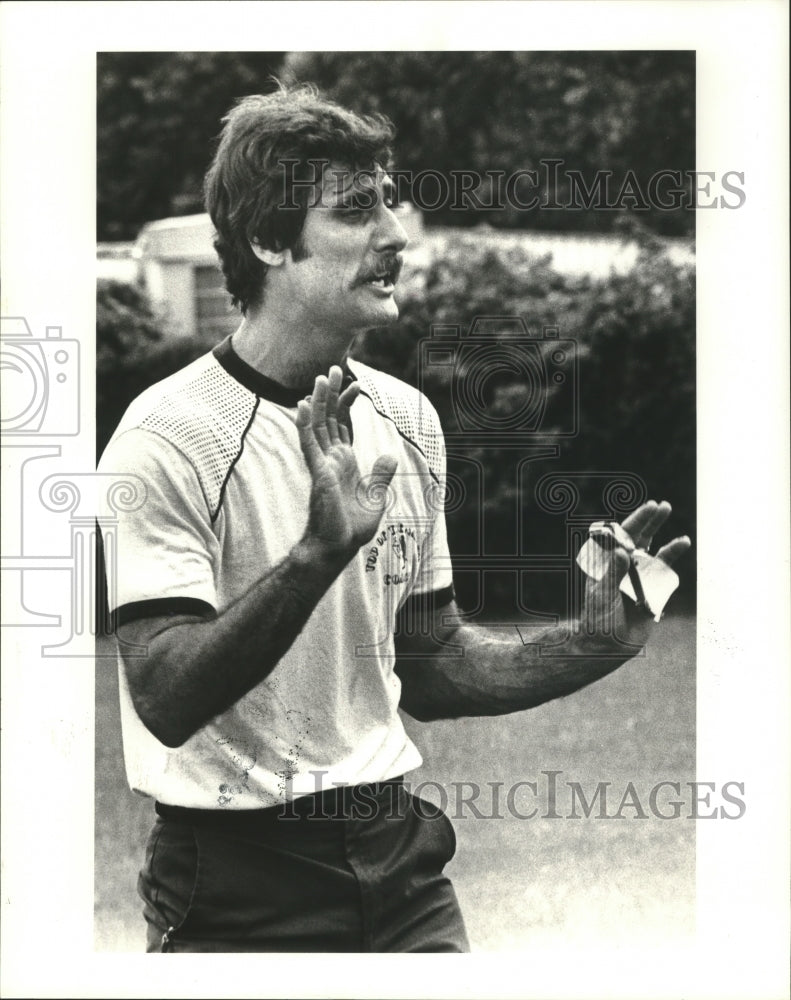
[361,257,402,289]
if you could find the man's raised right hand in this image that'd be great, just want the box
[296,366,398,559]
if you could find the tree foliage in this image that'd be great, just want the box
[97,52,284,239]
[98,51,694,239]
[288,51,695,235]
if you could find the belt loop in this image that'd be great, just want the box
[161,925,175,953]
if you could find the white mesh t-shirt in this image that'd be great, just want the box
[98,336,454,809]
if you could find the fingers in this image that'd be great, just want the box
[296,399,323,475]
[298,366,361,473]
[310,375,331,450]
[597,545,631,596]
[655,535,691,567]
[324,366,343,444]
[305,366,354,451]
[582,504,690,642]
[621,500,672,550]
[337,381,360,440]
[584,546,630,624]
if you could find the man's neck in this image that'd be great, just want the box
[232,309,357,389]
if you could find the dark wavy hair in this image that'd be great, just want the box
[203,83,395,314]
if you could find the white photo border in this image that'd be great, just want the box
[1,2,788,997]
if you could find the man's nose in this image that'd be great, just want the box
[372,204,409,253]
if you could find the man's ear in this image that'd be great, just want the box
[250,241,286,266]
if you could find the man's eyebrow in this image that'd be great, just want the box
[323,168,396,208]
[331,190,372,210]
[328,182,392,209]
[327,169,355,194]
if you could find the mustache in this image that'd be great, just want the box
[354,254,403,286]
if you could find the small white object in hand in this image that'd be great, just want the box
[618,549,679,622]
[576,522,679,622]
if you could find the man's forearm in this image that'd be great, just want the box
[120,537,349,747]
[395,619,643,723]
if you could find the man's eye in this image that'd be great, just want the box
[338,206,369,220]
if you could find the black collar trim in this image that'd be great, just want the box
[213,336,356,406]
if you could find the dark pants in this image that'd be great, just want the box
[139,780,469,952]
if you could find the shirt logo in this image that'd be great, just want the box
[364,521,421,586]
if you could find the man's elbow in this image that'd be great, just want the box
[152,723,192,750]
[399,696,438,723]
[130,690,195,749]
[398,680,457,723]
[396,657,466,723]
[141,712,192,749]
[395,663,433,721]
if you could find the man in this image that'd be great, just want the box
[98,84,690,953]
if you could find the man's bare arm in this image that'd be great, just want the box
[117,367,396,748]
[119,537,348,747]
[395,501,690,722]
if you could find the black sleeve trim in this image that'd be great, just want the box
[112,597,217,630]
[395,585,455,633]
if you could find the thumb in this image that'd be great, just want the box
[370,454,398,488]
[371,455,398,485]
[587,545,630,616]
[357,455,398,514]
[607,546,631,586]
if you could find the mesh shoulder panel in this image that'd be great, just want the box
[122,353,258,521]
[348,360,445,481]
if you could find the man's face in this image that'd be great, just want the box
[279,163,408,336]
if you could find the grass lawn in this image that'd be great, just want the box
[95,614,695,952]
